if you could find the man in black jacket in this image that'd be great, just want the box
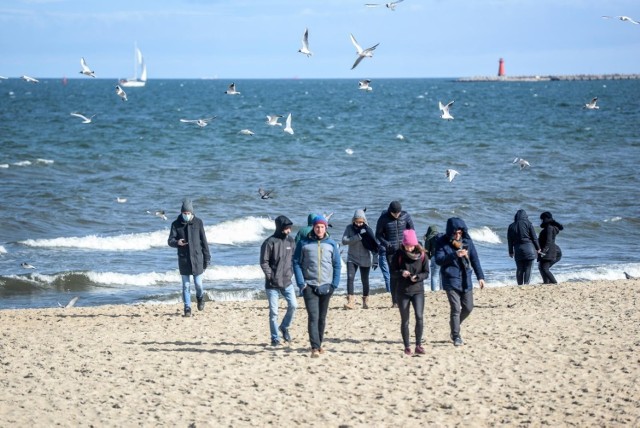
[375,201,415,307]
[260,215,298,346]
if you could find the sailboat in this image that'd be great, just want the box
[119,44,147,88]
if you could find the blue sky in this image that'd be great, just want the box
[1,0,639,79]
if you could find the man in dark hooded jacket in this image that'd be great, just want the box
[168,198,211,317]
[507,209,541,285]
[260,215,297,346]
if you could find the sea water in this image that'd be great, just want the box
[1,78,639,309]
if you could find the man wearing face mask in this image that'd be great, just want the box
[168,198,211,317]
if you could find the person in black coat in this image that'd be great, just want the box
[168,198,211,317]
[538,211,564,284]
[507,209,541,285]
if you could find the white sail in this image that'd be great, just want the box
[120,44,146,87]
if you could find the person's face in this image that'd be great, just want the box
[453,229,463,240]
[282,226,291,235]
[403,244,415,252]
[354,220,364,227]
[390,211,401,219]
[313,223,326,238]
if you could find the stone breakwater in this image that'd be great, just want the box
[457,73,640,82]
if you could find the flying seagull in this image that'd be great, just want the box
[115,85,127,101]
[258,188,273,199]
[225,82,241,95]
[446,169,459,182]
[583,97,599,110]
[602,15,639,25]
[358,79,373,91]
[512,157,530,170]
[238,129,255,136]
[180,117,216,127]
[147,210,167,221]
[21,75,39,83]
[350,33,380,70]
[70,112,95,124]
[439,100,454,120]
[79,57,95,78]
[21,262,36,269]
[58,296,79,308]
[283,113,294,135]
[365,0,404,11]
[298,28,313,57]
[266,115,283,126]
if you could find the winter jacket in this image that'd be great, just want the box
[341,209,378,267]
[423,225,440,259]
[260,216,295,290]
[168,214,211,276]
[507,210,541,261]
[375,209,415,253]
[435,217,484,292]
[390,246,429,295]
[538,218,563,262]
[293,231,341,291]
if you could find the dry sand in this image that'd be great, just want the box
[1,279,638,427]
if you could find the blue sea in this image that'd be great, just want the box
[1,77,639,309]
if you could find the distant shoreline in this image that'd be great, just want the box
[457,73,640,82]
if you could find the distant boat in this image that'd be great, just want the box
[119,44,147,88]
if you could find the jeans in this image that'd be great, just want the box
[346,262,371,296]
[378,251,390,292]
[430,256,441,291]
[266,284,298,341]
[302,285,334,350]
[446,289,474,340]
[539,260,557,284]
[181,274,204,310]
[398,291,425,348]
[515,259,534,285]
[385,252,399,304]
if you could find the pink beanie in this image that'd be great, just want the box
[402,229,419,246]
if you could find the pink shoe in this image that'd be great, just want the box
[414,345,426,355]
[404,347,412,356]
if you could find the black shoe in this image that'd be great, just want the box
[197,298,205,311]
[453,336,464,347]
[270,339,281,347]
[279,326,291,343]
[184,308,192,317]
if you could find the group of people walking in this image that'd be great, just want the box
[168,198,562,357]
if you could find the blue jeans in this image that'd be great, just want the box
[430,257,441,291]
[266,284,298,342]
[302,286,334,350]
[181,274,204,310]
[378,251,390,292]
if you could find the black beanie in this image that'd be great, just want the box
[389,201,402,214]
[540,211,553,221]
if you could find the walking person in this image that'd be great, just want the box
[423,224,442,291]
[168,198,211,317]
[260,215,298,346]
[293,215,341,358]
[537,211,564,284]
[391,230,429,356]
[507,209,541,285]
[341,209,378,309]
[435,217,486,346]
[375,201,415,307]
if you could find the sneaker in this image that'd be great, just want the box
[404,347,412,356]
[318,347,325,354]
[197,298,205,311]
[184,308,192,317]
[279,326,291,343]
[453,336,464,347]
[414,345,426,355]
[270,339,281,347]
[310,349,320,358]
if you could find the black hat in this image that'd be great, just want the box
[181,198,194,213]
[540,211,553,221]
[389,201,402,214]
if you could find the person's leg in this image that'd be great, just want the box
[181,275,191,311]
[317,287,334,347]
[398,293,412,349]
[446,289,462,340]
[346,261,357,295]
[266,288,280,343]
[430,257,441,291]
[522,260,533,285]
[280,284,298,330]
[546,261,558,284]
[360,266,371,296]
[539,261,556,284]
[303,287,321,350]
[378,251,390,292]
[193,273,204,301]
[386,251,398,305]
[412,292,425,346]
[459,289,474,325]
[515,259,525,285]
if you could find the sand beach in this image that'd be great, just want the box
[1,279,638,427]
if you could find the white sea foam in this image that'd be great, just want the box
[604,216,622,222]
[36,158,54,165]
[0,164,9,169]
[469,226,502,244]
[20,216,274,251]
[13,160,32,166]
[0,245,6,254]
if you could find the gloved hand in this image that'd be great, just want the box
[359,228,366,235]
[203,261,208,270]
[372,263,379,271]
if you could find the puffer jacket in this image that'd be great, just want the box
[435,217,484,292]
[260,216,295,289]
[507,210,541,261]
[375,209,415,253]
[391,246,429,295]
[168,214,211,276]
[293,231,341,291]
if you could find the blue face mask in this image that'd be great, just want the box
[182,213,192,222]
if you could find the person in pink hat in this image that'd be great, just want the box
[390,229,429,356]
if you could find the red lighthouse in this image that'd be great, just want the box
[498,58,505,77]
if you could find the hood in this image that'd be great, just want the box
[446,217,469,238]
[352,209,367,225]
[424,224,439,241]
[514,209,529,223]
[306,213,318,226]
[274,215,293,237]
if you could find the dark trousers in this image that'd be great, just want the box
[515,259,534,285]
[446,289,474,339]
[539,260,557,284]
[302,286,334,350]
[398,291,424,348]
[346,262,371,296]
[386,251,398,304]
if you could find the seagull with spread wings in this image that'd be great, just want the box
[350,34,380,70]
[298,28,313,57]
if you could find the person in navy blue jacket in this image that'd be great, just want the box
[435,217,486,346]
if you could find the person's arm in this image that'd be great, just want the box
[406,213,415,231]
[331,241,341,288]
[200,220,211,268]
[168,222,179,248]
[468,241,485,281]
[530,223,541,252]
[412,253,429,282]
[540,227,552,255]
[375,216,390,250]
[292,240,305,291]
[341,226,361,246]
[507,226,514,258]
[259,239,273,281]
